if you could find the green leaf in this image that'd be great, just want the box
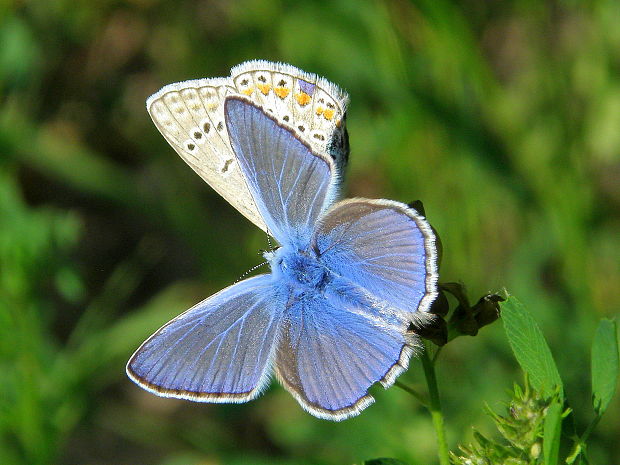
[543,400,563,465]
[591,318,619,415]
[501,297,563,399]
[363,459,409,465]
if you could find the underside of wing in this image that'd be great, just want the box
[147,78,268,232]
[147,61,351,234]
[127,274,281,402]
[231,60,350,173]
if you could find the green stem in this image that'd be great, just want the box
[565,414,601,464]
[421,342,450,465]
[394,380,429,408]
[432,346,444,364]
[579,413,601,444]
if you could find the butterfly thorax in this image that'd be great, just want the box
[267,246,331,290]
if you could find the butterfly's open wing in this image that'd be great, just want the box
[224,96,337,247]
[127,274,282,402]
[314,198,438,316]
[275,285,415,421]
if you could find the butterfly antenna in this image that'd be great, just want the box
[266,231,275,251]
[235,260,269,283]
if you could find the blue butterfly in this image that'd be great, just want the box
[127,62,438,421]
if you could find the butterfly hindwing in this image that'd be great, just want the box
[230,60,349,173]
[268,198,438,419]
[275,281,415,420]
[313,198,438,315]
[127,274,282,402]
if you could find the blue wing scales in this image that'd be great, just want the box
[225,96,337,247]
[314,198,438,316]
[127,274,282,402]
[275,284,415,421]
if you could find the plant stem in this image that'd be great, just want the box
[578,413,601,444]
[565,414,601,464]
[421,342,450,465]
[394,380,429,407]
[432,346,443,363]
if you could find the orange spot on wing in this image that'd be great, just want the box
[242,87,254,96]
[323,109,335,120]
[336,119,342,128]
[274,87,290,99]
[295,92,311,106]
[315,106,324,116]
[257,84,271,95]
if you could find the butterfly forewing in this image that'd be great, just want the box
[127,275,282,402]
[146,61,349,233]
[225,96,336,246]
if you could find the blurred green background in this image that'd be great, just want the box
[1,0,619,464]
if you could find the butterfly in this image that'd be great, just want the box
[127,60,439,421]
